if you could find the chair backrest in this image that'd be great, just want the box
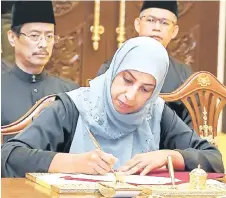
[160,71,226,143]
[1,95,56,144]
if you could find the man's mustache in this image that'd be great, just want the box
[33,50,49,55]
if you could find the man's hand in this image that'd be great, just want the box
[118,150,184,176]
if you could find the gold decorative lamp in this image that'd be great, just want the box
[116,0,126,48]
[189,165,207,190]
[90,0,104,51]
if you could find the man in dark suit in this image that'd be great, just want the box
[97,1,193,126]
[1,1,79,127]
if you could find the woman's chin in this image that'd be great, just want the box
[115,106,133,114]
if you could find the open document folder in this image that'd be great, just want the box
[26,172,180,195]
[26,172,226,196]
[27,172,180,186]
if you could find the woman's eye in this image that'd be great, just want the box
[141,87,149,92]
[124,77,132,84]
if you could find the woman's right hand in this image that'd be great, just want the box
[75,149,118,175]
[49,149,117,175]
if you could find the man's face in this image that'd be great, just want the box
[134,8,179,47]
[111,70,156,114]
[8,23,55,68]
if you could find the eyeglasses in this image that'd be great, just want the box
[19,32,60,44]
[140,15,176,28]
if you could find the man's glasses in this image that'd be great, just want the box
[140,15,176,28]
[19,32,60,44]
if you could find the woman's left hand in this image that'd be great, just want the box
[118,150,170,175]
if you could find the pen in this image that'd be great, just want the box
[85,126,117,178]
[167,155,176,189]
[85,126,102,149]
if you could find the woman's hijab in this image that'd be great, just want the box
[67,37,169,168]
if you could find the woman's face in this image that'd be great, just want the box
[111,70,156,114]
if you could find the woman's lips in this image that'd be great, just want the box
[118,99,131,109]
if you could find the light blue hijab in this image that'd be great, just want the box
[67,37,169,168]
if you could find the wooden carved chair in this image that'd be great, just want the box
[160,71,226,144]
[1,94,56,144]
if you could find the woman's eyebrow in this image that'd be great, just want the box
[126,71,155,87]
[143,83,155,87]
[124,71,135,79]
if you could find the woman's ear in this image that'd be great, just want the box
[7,30,16,47]
[171,25,179,40]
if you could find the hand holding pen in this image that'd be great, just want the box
[85,126,118,176]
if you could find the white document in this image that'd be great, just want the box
[67,173,180,185]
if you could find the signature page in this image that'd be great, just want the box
[68,173,180,185]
